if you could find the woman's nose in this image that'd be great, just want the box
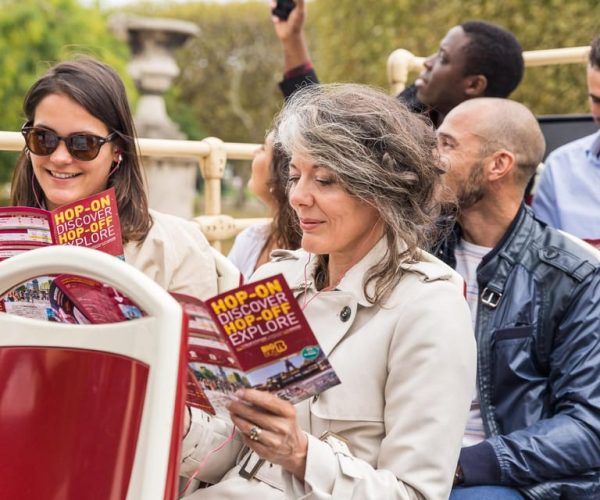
[49,140,73,163]
[289,179,312,208]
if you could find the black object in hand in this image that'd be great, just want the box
[272,0,296,21]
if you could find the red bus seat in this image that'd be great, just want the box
[0,245,187,500]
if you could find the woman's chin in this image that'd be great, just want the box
[44,191,83,210]
[300,238,326,255]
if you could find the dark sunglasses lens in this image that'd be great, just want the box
[26,129,59,155]
[67,135,101,161]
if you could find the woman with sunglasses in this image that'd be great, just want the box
[11,57,218,300]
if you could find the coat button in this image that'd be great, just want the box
[340,306,351,322]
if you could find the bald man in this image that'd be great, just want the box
[435,98,600,499]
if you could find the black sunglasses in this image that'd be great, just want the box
[21,126,116,161]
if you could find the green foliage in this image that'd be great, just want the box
[130,2,285,143]
[0,0,132,182]
[310,0,600,115]
[0,0,598,183]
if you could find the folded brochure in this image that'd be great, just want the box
[0,188,124,321]
[176,274,340,416]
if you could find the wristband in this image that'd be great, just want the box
[284,61,314,80]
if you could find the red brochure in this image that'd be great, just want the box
[0,187,123,260]
[49,275,145,324]
[0,188,124,320]
[174,275,340,417]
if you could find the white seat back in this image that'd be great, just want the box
[210,246,242,291]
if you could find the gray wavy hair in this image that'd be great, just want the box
[274,83,445,304]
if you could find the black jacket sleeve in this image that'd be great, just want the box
[279,69,319,100]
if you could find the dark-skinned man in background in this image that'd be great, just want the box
[272,0,523,127]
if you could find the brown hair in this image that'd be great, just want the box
[11,57,151,243]
[265,140,301,251]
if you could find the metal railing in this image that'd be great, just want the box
[0,131,268,251]
[387,45,591,95]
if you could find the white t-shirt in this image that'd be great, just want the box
[227,223,269,282]
[455,238,491,447]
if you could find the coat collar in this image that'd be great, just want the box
[273,237,453,307]
[273,239,389,308]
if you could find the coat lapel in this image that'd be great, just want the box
[268,240,398,357]
[301,292,358,357]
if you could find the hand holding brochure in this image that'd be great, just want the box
[0,194,340,415]
[177,275,340,416]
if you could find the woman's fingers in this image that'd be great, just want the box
[230,409,308,477]
[227,392,293,438]
[226,388,308,476]
[230,412,273,447]
[233,388,295,417]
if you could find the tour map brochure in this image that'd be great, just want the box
[0,188,124,321]
[177,275,341,416]
[48,275,145,324]
[0,187,122,261]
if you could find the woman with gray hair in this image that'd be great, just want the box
[181,83,476,499]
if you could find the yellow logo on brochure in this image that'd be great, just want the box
[261,340,288,358]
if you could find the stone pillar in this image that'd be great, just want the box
[109,15,200,219]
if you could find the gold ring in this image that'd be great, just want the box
[249,425,262,441]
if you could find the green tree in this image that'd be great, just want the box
[103,0,600,140]
[0,0,132,184]
[2,0,598,193]
[126,1,286,143]
[309,0,600,115]
[121,1,287,209]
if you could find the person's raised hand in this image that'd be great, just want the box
[271,0,306,44]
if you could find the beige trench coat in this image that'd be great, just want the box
[181,240,475,499]
[124,209,217,300]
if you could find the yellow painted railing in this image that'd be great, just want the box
[0,131,268,251]
[387,45,591,95]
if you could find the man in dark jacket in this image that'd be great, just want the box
[436,97,600,499]
[272,0,523,127]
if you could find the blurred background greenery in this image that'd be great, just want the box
[1,0,599,212]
